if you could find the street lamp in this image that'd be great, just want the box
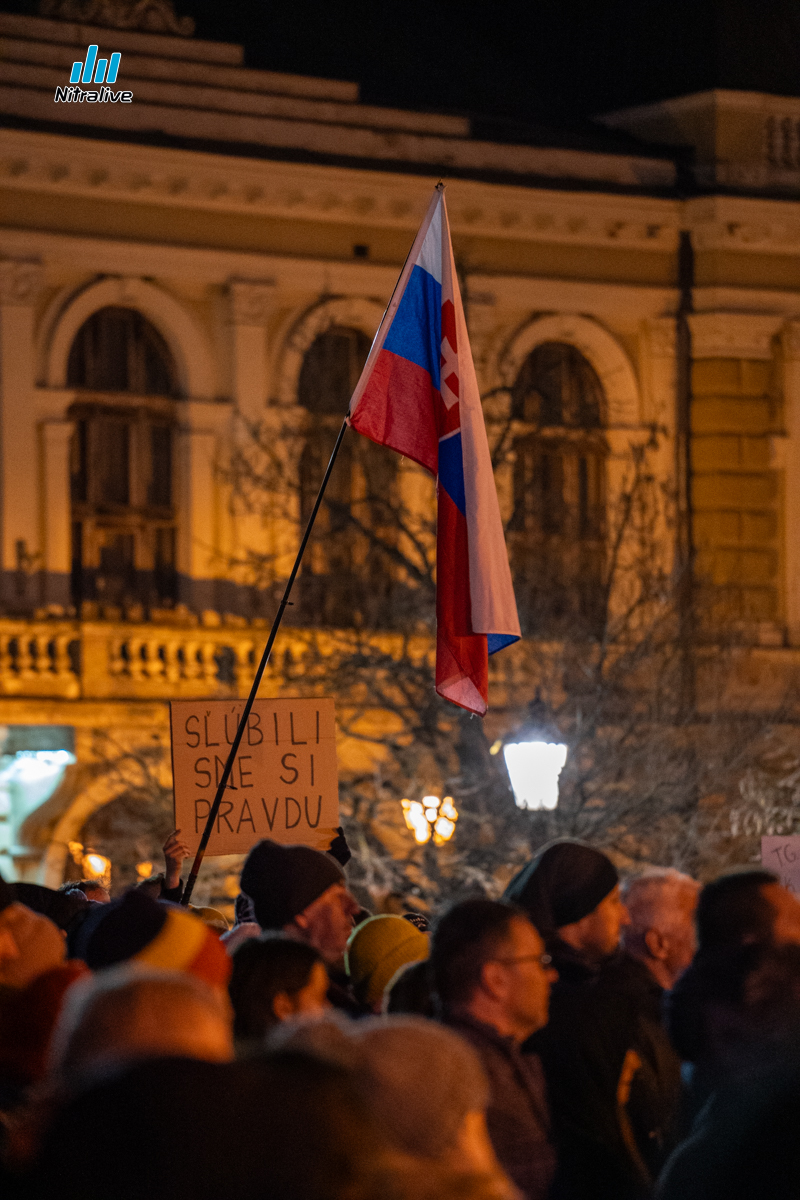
[68,840,112,886]
[490,695,568,811]
[501,740,567,810]
[401,794,459,845]
[83,852,111,880]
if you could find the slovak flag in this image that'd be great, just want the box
[348,185,520,715]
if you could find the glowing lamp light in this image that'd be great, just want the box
[503,740,568,811]
[136,861,154,880]
[401,794,459,845]
[434,795,459,844]
[401,799,430,844]
[82,852,111,881]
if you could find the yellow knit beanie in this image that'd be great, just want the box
[345,915,429,1009]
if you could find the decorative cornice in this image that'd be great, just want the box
[688,311,784,360]
[686,195,800,256]
[0,258,43,306]
[227,279,278,326]
[0,129,679,254]
[38,0,194,34]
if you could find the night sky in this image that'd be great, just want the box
[3,0,800,130]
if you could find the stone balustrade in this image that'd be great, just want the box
[0,616,538,705]
[0,621,81,698]
[0,618,266,700]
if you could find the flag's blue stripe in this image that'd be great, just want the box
[438,432,466,515]
[384,265,441,389]
[488,633,519,654]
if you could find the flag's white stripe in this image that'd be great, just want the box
[439,197,521,641]
[415,202,443,284]
[349,189,443,418]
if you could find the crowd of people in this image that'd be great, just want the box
[1,829,800,1199]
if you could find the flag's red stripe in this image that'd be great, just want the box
[435,485,488,714]
[349,350,439,475]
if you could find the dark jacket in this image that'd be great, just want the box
[525,944,676,1200]
[657,1037,800,1200]
[665,942,784,1129]
[606,954,683,1176]
[445,1012,556,1200]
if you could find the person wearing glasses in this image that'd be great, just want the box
[430,897,558,1200]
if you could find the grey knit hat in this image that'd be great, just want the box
[272,1013,488,1158]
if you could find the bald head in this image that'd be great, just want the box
[621,870,700,989]
[51,967,233,1086]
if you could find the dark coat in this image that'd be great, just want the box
[445,1012,556,1200]
[657,1038,800,1200]
[525,945,678,1200]
[606,954,683,1175]
[665,943,761,1127]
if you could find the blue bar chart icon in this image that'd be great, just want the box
[70,47,121,85]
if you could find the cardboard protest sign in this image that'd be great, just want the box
[761,836,800,894]
[170,698,339,856]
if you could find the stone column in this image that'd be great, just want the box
[636,318,678,569]
[782,322,800,643]
[0,259,44,611]
[176,400,230,614]
[640,318,677,429]
[226,278,278,612]
[41,420,75,609]
[227,278,276,422]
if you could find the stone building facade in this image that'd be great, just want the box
[1,3,800,885]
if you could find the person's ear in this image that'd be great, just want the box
[644,927,667,961]
[479,958,506,1002]
[272,991,296,1022]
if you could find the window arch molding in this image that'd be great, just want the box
[275,296,385,409]
[33,774,139,889]
[498,314,640,427]
[42,277,214,399]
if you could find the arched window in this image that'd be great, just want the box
[67,306,179,397]
[508,342,607,635]
[296,326,398,627]
[67,307,179,616]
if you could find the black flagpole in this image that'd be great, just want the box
[181,416,349,906]
[180,188,438,905]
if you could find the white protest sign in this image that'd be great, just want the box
[170,698,339,856]
[761,836,800,894]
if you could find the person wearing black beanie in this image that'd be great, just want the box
[505,840,622,949]
[239,841,360,1013]
[506,841,661,1200]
